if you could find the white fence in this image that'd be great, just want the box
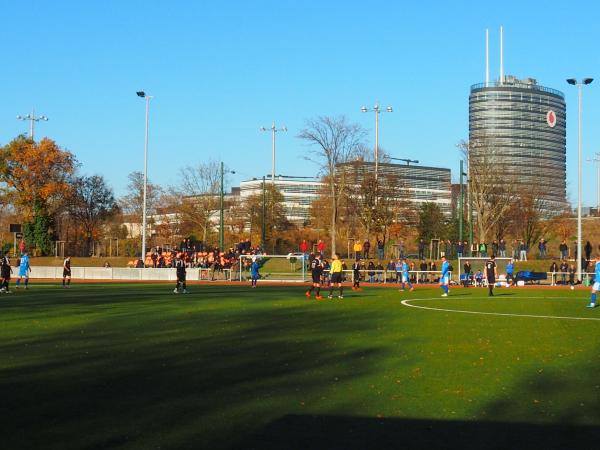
[28,267,233,282]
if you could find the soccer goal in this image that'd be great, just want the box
[458,256,512,285]
[238,254,308,283]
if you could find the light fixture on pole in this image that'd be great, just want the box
[16,109,48,141]
[219,162,235,250]
[137,90,153,267]
[361,102,393,180]
[566,77,593,282]
[389,157,419,166]
[260,122,287,183]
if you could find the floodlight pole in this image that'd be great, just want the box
[567,78,593,282]
[362,103,393,181]
[459,160,464,242]
[261,122,287,183]
[136,91,153,266]
[16,109,48,141]
[262,176,267,249]
[219,162,235,251]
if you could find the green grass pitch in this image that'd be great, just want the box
[2,283,600,449]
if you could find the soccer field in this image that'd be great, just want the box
[2,284,600,450]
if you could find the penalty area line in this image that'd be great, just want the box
[400,298,600,321]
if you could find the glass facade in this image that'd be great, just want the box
[469,78,568,212]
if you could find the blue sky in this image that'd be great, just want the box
[2,0,600,205]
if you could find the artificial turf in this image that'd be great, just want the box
[2,283,600,450]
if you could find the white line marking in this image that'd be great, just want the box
[400,298,600,321]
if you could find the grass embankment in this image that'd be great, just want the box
[2,284,600,449]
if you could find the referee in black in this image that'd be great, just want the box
[485,254,498,297]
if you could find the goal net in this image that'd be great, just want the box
[458,256,512,282]
[238,254,308,283]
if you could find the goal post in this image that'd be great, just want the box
[238,253,308,282]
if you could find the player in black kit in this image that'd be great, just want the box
[485,255,497,297]
[305,254,324,300]
[174,253,188,294]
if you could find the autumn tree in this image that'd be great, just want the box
[298,116,366,255]
[243,183,291,251]
[0,136,77,254]
[67,175,119,255]
[417,202,448,241]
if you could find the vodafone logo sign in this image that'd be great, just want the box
[547,110,557,128]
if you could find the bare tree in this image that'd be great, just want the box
[68,175,118,255]
[460,139,517,243]
[298,116,366,255]
[119,171,162,238]
[171,161,221,244]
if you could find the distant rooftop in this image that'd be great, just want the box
[470,75,564,98]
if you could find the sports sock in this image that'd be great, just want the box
[309,286,314,293]
[16,279,20,287]
[329,287,334,296]
[444,285,449,294]
[489,285,493,295]
[592,293,597,304]
[62,279,65,286]
[316,287,320,296]
[24,279,28,287]
[339,286,343,295]
[67,279,71,286]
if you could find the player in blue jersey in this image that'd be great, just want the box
[588,258,600,308]
[399,258,414,292]
[15,251,31,289]
[440,255,450,297]
[250,257,260,288]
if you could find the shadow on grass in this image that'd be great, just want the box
[244,414,600,450]
[0,285,419,450]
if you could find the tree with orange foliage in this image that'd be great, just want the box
[0,136,77,254]
[0,136,77,216]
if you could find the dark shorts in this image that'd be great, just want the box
[177,273,186,282]
[487,276,496,284]
[331,272,342,284]
[311,273,321,284]
[2,270,10,280]
[506,273,513,281]
[63,269,71,278]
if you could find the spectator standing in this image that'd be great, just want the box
[560,260,569,285]
[419,259,428,283]
[539,239,547,259]
[585,241,592,262]
[559,240,568,260]
[367,261,375,283]
[418,239,426,260]
[457,241,464,258]
[375,262,384,282]
[519,240,528,261]
[299,239,309,256]
[492,240,499,257]
[363,240,371,259]
[353,240,362,259]
[317,240,326,256]
[377,238,385,260]
[512,240,519,260]
[549,260,558,286]
[386,259,395,282]
[498,239,506,257]
[479,242,487,257]
[568,264,576,287]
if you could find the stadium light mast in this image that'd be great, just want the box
[16,109,48,141]
[389,157,419,165]
[361,102,393,180]
[459,160,467,243]
[566,78,593,282]
[219,162,235,251]
[136,90,153,266]
[260,122,287,183]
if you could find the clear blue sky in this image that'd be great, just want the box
[2,0,599,206]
